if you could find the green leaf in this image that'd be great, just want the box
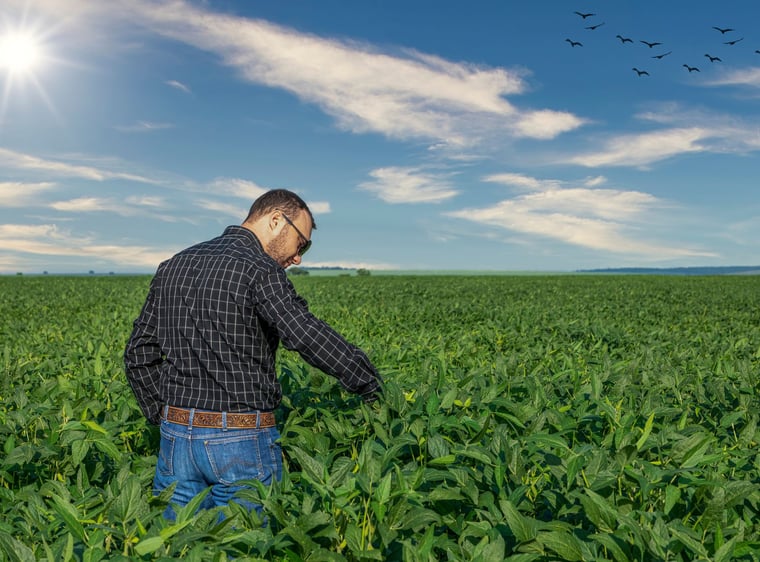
[427,434,450,459]
[50,494,86,543]
[500,500,538,543]
[579,489,618,533]
[591,533,630,562]
[398,507,440,531]
[0,531,36,562]
[71,439,90,466]
[664,485,681,515]
[427,454,457,466]
[134,535,166,556]
[536,530,584,561]
[288,445,326,485]
[636,412,655,450]
[374,470,392,505]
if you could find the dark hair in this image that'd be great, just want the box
[245,189,316,229]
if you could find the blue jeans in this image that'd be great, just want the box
[153,407,282,520]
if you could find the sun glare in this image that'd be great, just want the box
[0,31,41,73]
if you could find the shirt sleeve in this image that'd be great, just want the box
[124,277,165,424]
[254,269,382,400]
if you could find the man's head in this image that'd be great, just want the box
[242,189,316,268]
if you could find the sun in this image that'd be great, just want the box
[0,31,41,74]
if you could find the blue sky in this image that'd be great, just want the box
[1,0,759,273]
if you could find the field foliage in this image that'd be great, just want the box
[1,274,759,561]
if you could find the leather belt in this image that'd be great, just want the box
[164,406,276,429]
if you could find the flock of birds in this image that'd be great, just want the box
[565,10,760,78]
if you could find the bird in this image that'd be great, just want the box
[574,11,595,19]
[704,54,722,62]
[712,26,734,34]
[632,68,649,76]
[585,22,605,30]
[683,64,700,72]
[640,40,662,48]
[565,39,583,47]
[616,34,633,44]
[756,50,760,54]
[724,37,744,45]
[652,51,672,59]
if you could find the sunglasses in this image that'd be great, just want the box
[281,213,312,256]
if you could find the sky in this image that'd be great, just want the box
[1,0,759,273]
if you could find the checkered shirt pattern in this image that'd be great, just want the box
[124,225,382,424]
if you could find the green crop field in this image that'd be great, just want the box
[1,274,759,561]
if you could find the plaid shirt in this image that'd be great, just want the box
[124,225,382,424]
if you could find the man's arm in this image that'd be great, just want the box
[256,271,382,400]
[124,282,165,424]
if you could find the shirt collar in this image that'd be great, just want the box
[224,225,264,252]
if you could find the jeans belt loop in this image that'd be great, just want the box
[222,411,228,431]
[188,408,194,431]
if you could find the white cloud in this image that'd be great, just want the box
[125,195,167,207]
[0,223,175,268]
[0,181,56,206]
[307,201,331,214]
[447,174,714,259]
[51,197,118,212]
[195,199,245,219]
[565,128,708,168]
[704,67,760,89]
[115,121,175,133]
[50,196,181,221]
[359,167,459,204]
[0,147,160,183]
[166,79,191,93]
[483,173,561,191]
[118,0,583,148]
[207,177,269,200]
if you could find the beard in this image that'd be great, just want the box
[265,230,292,268]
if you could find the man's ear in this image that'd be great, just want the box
[268,210,282,233]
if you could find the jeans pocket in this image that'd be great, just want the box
[157,426,175,476]
[205,430,281,486]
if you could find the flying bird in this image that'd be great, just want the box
[640,40,662,48]
[756,50,760,54]
[683,64,700,72]
[585,22,605,30]
[712,26,734,34]
[632,68,649,76]
[724,37,744,45]
[565,38,583,47]
[652,51,672,59]
[704,54,722,62]
[616,34,633,44]
[574,11,595,19]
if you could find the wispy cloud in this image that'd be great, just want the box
[50,196,181,222]
[0,147,161,183]
[194,199,245,219]
[564,128,709,168]
[166,79,191,93]
[207,177,269,200]
[359,167,459,204]
[119,0,583,149]
[447,173,714,259]
[704,67,760,89]
[0,181,57,206]
[0,223,175,268]
[115,120,175,133]
[563,104,760,168]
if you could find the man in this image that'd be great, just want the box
[124,189,382,519]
